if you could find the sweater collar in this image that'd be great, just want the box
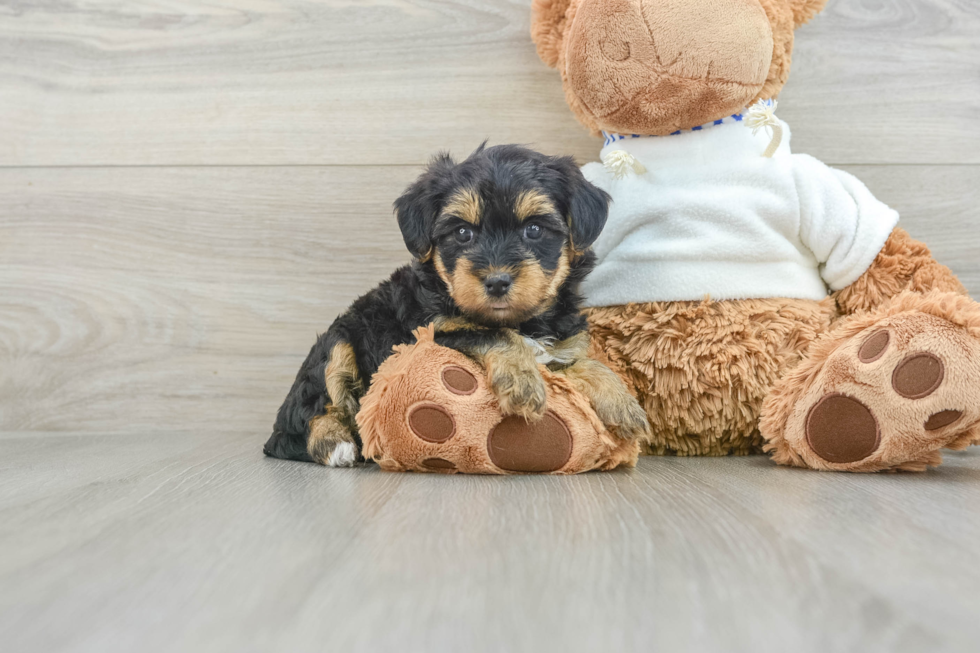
[598,102,791,170]
[600,100,775,146]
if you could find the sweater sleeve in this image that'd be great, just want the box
[791,154,900,291]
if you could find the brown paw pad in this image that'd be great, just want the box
[442,365,478,395]
[858,330,890,363]
[806,394,881,464]
[487,411,573,473]
[408,404,456,443]
[421,457,457,471]
[892,353,945,399]
[924,410,963,431]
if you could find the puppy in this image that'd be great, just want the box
[264,143,649,466]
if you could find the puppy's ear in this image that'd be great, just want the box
[548,156,611,251]
[531,0,573,68]
[394,153,456,260]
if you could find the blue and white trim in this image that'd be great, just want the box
[601,100,775,147]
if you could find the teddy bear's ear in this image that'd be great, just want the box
[531,0,573,68]
[790,0,829,27]
[393,152,457,260]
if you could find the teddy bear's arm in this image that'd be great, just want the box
[793,155,900,292]
[831,227,967,315]
[790,155,966,315]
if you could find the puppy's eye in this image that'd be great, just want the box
[523,223,543,240]
[454,226,474,244]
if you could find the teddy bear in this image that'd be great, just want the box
[530,0,980,472]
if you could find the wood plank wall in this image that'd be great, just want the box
[2,0,978,436]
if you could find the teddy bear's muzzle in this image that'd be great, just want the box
[564,0,775,135]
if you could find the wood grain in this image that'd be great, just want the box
[2,164,977,435]
[0,433,977,653]
[1,0,978,166]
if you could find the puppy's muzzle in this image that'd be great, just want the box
[484,272,512,298]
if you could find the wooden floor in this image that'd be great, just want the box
[1,433,979,652]
[2,1,980,651]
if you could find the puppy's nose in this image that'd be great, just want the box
[484,273,512,298]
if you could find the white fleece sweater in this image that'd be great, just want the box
[579,120,900,306]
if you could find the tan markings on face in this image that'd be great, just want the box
[514,190,557,222]
[433,251,454,293]
[450,250,569,325]
[441,188,483,225]
[450,258,489,315]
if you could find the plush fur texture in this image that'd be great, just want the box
[832,227,967,315]
[761,290,980,472]
[265,143,649,468]
[358,325,639,474]
[588,298,835,456]
[531,0,823,136]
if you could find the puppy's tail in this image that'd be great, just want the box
[263,428,314,463]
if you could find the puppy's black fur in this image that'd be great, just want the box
[264,144,620,465]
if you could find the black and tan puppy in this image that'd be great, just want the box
[264,144,649,467]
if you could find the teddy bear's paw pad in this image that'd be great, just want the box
[442,365,478,395]
[924,410,964,431]
[420,457,457,473]
[805,394,880,464]
[487,411,573,473]
[408,403,457,443]
[858,329,890,363]
[891,353,944,399]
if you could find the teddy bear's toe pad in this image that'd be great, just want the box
[421,457,457,472]
[487,412,573,472]
[892,353,944,399]
[442,366,478,395]
[408,404,456,442]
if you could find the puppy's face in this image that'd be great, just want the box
[395,144,610,326]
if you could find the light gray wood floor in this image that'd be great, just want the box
[2,1,980,651]
[2,433,979,652]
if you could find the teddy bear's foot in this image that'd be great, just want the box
[357,325,639,474]
[761,291,980,472]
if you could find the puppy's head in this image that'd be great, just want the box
[395,143,610,326]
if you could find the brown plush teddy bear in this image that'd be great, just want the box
[531,0,980,472]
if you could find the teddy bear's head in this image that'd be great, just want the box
[532,0,827,136]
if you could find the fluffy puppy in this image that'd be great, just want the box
[264,143,650,466]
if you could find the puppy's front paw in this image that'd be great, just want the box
[593,392,651,442]
[491,368,548,421]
